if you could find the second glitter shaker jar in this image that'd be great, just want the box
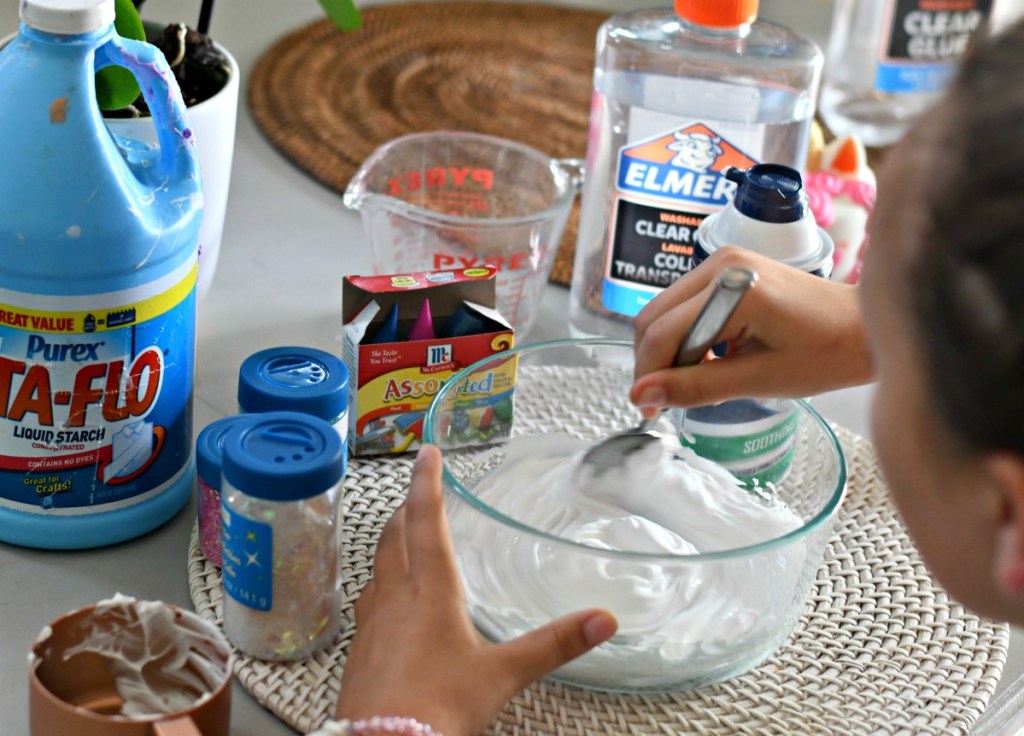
[238,346,349,443]
[196,415,250,567]
[220,411,346,661]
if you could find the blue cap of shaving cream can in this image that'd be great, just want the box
[694,164,834,278]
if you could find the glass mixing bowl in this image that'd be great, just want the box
[423,338,847,693]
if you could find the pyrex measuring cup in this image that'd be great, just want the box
[344,132,583,335]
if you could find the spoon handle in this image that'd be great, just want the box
[674,267,758,367]
[638,267,757,432]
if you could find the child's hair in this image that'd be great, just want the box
[913,18,1024,454]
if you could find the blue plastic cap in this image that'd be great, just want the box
[196,414,251,488]
[725,164,808,224]
[221,411,345,501]
[238,346,349,420]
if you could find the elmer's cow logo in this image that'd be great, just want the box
[667,131,723,172]
[616,123,758,206]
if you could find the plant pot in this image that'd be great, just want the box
[104,30,239,304]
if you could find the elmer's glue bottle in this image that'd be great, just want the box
[568,0,822,339]
[0,0,202,548]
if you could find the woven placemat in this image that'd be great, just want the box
[248,1,602,287]
[189,416,1009,735]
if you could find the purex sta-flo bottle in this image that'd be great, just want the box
[569,0,822,338]
[0,0,202,548]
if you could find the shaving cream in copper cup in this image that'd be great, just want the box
[29,595,232,736]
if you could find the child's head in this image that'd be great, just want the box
[861,19,1024,624]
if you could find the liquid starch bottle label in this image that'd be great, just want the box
[875,0,994,95]
[602,121,759,318]
[0,259,196,513]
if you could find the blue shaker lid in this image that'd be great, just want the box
[196,414,250,488]
[725,164,808,224]
[238,346,349,420]
[221,411,345,501]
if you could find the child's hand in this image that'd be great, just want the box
[631,247,872,415]
[336,446,618,736]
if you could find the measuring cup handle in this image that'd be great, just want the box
[94,35,200,185]
[557,158,586,193]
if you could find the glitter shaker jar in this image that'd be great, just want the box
[237,346,349,444]
[220,411,346,661]
[195,415,248,568]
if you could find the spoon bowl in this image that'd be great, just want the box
[579,267,758,472]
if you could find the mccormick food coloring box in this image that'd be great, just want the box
[342,267,515,456]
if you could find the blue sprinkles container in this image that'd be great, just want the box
[238,346,349,446]
[220,411,346,660]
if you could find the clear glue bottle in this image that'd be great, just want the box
[221,411,346,661]
[0,0,202,548]
[820,0,1006,147]
[568,0,822,339]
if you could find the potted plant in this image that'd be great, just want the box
[100,0,361,303]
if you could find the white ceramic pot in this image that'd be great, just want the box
[105,37,239,304]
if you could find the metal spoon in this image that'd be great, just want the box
[579,267,758,473]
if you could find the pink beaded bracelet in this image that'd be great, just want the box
[316,716,440,736]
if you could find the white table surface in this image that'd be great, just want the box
[1,1,1021,733]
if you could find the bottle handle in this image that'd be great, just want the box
[94,35,200,184]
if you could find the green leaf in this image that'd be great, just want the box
[318,0,362,31]
[96,0,146,110]
[113,0,146,41]
[95,65,141,110]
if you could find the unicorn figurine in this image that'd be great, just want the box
[804,130,877,284]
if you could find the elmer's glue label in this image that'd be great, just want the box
[599,124,760,318]
[0,0,202,548]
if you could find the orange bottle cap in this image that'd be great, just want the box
[674,0,759,28]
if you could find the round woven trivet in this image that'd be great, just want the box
[189,399,1008,734]
[248,2,603,287]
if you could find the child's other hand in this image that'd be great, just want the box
[632,247,871,415]
[336,445,618,736]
